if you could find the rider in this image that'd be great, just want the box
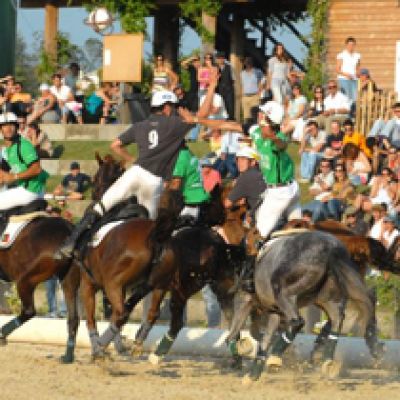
[55,84,218,260]
[0,112,48,212]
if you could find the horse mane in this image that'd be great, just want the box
[202,185,226,227]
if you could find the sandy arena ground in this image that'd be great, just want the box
[0,343,400,400]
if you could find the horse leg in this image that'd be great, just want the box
[309,319,332,363]
[132,288,167,356]
[244,313,281,383]
[148,290,187,365]
[0,279,36,344]
[81,275,103,358]
[60,264,80,364]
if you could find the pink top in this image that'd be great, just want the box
[198,68,211,90]
[202,169,221,193]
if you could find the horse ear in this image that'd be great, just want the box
[95,152,103,165]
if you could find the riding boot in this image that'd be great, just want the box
[53,208,102,260]
[241,254,256,294]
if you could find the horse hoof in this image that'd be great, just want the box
[321,359,344,379]
[148,353,162,366]
[131,342,144,357]
[242,374,255,386]
[114,337,133,356]
[60,354,74,364]
[236,338,254,357]
[266,355,282,372]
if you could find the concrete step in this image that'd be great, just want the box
[40,124,130,141]
[41,159,98,176]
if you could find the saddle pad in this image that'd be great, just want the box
[0,212,49,249]
[89,221,124,248]
[270,227,310,239]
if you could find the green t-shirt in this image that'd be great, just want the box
[4,136,48,194]
[250,126,294,185]
[172,148,210,205]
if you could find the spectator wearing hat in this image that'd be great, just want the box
[299,120,327,182]
[215,51,235,120]
[28,83,59,124]
[53,161,91,200]
[358,68,378,96]
[381,215,400,249]
[200,157,221,193]
[342,205,369,236]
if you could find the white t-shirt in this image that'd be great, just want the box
[324,91,351,113]
[337,50,361,80]
[383,229,400,249]
[200,93,228,120]
[50,85,72,102]
[369,219,383,240]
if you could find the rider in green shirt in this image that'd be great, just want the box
[170,147,210,221]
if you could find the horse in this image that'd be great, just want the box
[0,210,80,363]
[225,230,383,382]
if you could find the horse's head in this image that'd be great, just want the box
[92,152,125,201]
[367,236,400,274]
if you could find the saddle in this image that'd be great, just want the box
[0,199,48,239]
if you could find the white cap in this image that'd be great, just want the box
[259,101,284,125]
[236,146,260,161]
[151,90,178,107]
[39,83,50,91]
[0,112,18,125]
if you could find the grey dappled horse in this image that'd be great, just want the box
[225,231,380,382]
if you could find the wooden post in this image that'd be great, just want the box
[153,7,180,71]
[0,0,16,76]
[230,15,245,121]
[201,12,216,55]
[393,288,400,339]
[44,1,59,62]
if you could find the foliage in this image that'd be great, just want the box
[302,0,329,98]
[82,0,155,33]
[179,0,222,43]
[367,275,400,311]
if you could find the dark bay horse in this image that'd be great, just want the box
[0,215,80,363]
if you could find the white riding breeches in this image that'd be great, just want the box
[255,180,301,238]
[180,205,200,219]
[0,186,40,211]
[94,164,163,219]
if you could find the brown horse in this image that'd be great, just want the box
[0,214,80,363]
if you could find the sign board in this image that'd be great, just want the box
[103,34,143,82]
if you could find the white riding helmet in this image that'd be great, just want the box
[259,101,284,125]
[0,112,18,126]
[151,90,178,107]
[236,146,260,161]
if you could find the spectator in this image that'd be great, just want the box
[240,57,263,121]
[381,214,400,249]
[9,82,32,116]
[0,85,13,114]
[308,85,325,119]
[45,275,67,318]
[181,54,201,112]
[319,80,351,133]
[302,209,313,224]
[200,157,221,193]
[17,115,28,136]
[151,54,178,93]
[342,119,372,158]
[368,203,386,240]
[198,53,218,97]
[25,123,54,158]
[358,68,378,96]
[323,120,344,159]
[84,82,116,124]
[387,147,400,180]
[342,142,371,185]
[203,128,222,157]
[282,83,308,141]
[50,73,83,124]
[28,83,59,124]
[303,158,335,222]
[336,37,361,104]
[64,62,81,98]
[214,130,242,179]
[342,205,369,236]
[299,120,327,182]
[215,51,235,120]
[199,90,228,121]
[380,102,400,150]
[267,43,292,105]
[53,161,91,200]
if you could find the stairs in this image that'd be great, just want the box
[327,0,400,90]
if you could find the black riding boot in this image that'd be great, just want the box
[53,208,102,260]
[241,254,256,294]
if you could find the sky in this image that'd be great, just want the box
[17,6,311,66]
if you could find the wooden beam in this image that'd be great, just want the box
[44,1,59,61]
[201,12,216,55]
